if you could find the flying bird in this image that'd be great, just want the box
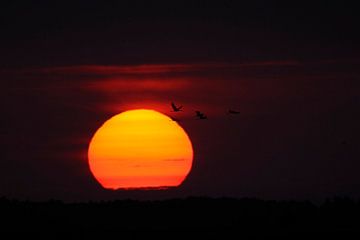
[171,102,183,112]
[228,109,240,114]
[195,111,207,119]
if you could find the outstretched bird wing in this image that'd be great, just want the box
[229,110,240,114]
[171,102,182,111]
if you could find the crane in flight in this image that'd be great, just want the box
[228,109,240,114]
[195,111,207,119]
[171,102,183,112]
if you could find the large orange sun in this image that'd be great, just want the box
[88,109,193,190]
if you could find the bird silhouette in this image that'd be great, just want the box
[228,109,240,114]
[195,111,207,119]
[171,102,183,112]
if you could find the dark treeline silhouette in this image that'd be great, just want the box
[0,197,360,236]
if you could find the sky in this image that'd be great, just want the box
[1,1,360,201]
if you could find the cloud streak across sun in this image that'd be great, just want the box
[86,78,190,92]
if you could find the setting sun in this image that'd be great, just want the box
[88,109,193,189]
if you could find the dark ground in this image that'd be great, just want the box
[1,197,359,237]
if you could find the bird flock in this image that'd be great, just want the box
[170,102,239,122]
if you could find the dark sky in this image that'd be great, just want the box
[1,1,360,201]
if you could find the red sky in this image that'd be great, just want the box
[1,59,360,201]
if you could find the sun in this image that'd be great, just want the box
[88,109,193,190]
